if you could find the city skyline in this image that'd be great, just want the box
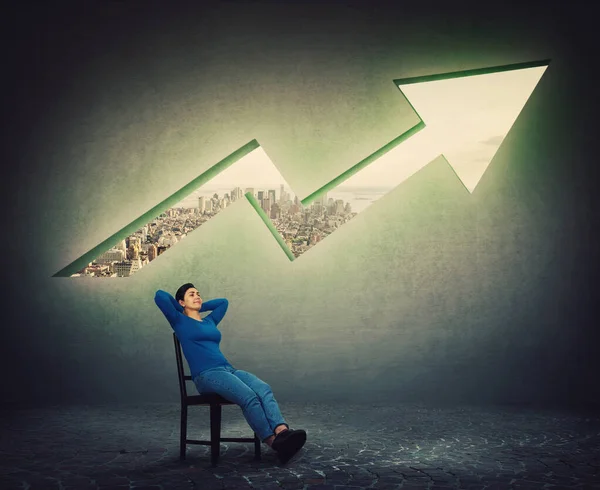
[74,184,358,277]
[57,62,547,278]
[174,182,391,210]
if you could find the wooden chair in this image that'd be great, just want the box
[173,333,262,466]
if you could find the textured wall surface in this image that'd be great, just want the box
[2,2,597,408]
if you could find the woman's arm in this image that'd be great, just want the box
[154,289,183,325]
[200,298,229,326]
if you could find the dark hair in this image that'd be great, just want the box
[175,283,195,303]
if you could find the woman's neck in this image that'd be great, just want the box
[184,309,203,321]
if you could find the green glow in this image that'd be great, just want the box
[53,141,259,277]
[56,60,550,277]
[340,61,549,194]
[301,120,425,206]
[245,193,295,262]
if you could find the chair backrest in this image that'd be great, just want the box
[173,332,192,400]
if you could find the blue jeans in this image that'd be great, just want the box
[192,365,289,442]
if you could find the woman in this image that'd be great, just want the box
[154,282,307,464]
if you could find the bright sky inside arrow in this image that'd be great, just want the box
[178,65,547,209]
[58,63,549,276]
[335,65,547,195]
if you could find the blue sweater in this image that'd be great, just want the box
[154,290,232,377]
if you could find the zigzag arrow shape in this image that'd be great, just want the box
[54,59,549,277]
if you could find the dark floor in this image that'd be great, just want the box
[0,402,599,489]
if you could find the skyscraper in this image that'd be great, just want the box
[270,203,281,219]
[130,257,142,275]
[96,248,125,264]
[115,239,127,252]
[320,191,328,207]
[262,197,271,214]
[232,187,243,201]
[148,244,157,262]
[114,261,133,277]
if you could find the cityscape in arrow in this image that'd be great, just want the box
[55,60,549,278]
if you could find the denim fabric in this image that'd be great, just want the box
[193,365,289,442]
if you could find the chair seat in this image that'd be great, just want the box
[173,333,260,465]
[186,393,235,405]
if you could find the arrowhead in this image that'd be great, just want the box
[53,60,551,277]
[397,62,549,192]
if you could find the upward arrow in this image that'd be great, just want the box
[336,62,549,195]
[54,60,549,277]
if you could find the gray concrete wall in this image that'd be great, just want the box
[2,2,597,408]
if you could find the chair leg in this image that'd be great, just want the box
[180,404,187,460]
[210,403,222,467]
[254,432,261,460]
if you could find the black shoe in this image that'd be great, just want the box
[272,429,307,464]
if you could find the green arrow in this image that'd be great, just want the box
[54,59,549,277]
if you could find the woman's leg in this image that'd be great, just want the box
[228,369,307,463]
[192,367,274,443]
[230,369,289,437]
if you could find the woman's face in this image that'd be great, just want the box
[179,287,203,310]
